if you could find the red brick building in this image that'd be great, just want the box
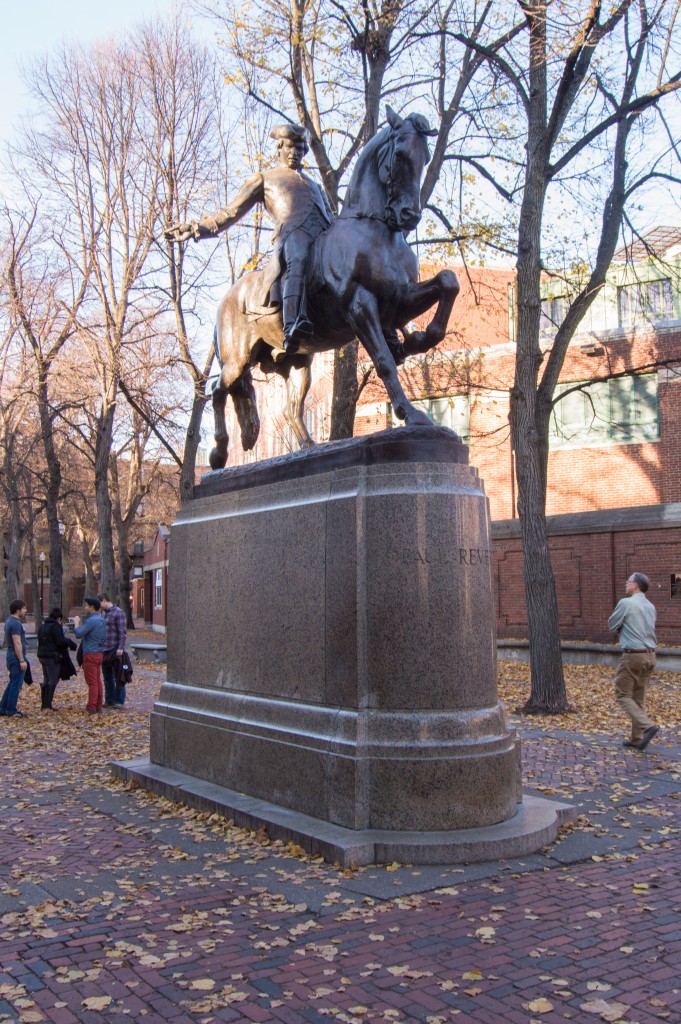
[140,525,170,633]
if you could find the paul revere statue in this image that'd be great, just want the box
[165,123,335,353]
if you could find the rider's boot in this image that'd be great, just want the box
[282,277,313,353]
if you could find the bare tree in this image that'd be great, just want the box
[136,17,235,498]
[450,0,681,711]
[112,325,186,623]
[15,37,165,595]
[0,328,45,615]
[3,203,90,612]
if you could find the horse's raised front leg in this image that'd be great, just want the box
[397,269,459,356]
[347,286,430,426]
[279,357,314,449]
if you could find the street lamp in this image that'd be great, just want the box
[38,552,46,619]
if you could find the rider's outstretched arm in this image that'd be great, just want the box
[192,173,265,241]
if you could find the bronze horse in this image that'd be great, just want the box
[208,108,459,470]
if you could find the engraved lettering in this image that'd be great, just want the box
[396,546,490,566]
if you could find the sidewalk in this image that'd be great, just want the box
[0,663,679,1024]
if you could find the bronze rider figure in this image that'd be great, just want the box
[165,123,335,353]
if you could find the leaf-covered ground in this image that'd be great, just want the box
[497,662,681,739]
[0,661,680,1024]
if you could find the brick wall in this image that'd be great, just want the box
[493,505,681,645]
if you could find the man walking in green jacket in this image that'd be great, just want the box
[608,572,659,751]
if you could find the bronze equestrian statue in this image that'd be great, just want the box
[165,107,459,470]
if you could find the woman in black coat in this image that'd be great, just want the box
[37,608,77,710]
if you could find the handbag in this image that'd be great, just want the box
[24,660,33,686]
[76,641,84,667]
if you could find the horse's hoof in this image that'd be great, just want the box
[209,446,228,470]
[405,409,432,428]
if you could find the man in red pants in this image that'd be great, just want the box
[74,597,107,714]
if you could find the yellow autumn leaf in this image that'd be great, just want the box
[462,970,483,980]
[580,998,630,1020]
[190,979,215,990]
[526,997,553,1013]
[82,996,112,1011]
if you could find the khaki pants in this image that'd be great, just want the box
[614,651,656,744]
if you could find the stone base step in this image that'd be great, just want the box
[112,757,575,868]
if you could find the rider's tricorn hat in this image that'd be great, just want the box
[271,123,310,146]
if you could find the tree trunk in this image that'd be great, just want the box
[5,501,24,607]
[117,520,135,630]
[39,386,64,612]
[95,403,117,595]
[180,392,210,500]
[510,2,568,713]
[28,545,41,629]
[81,539,97,599]
[329,342,359,440]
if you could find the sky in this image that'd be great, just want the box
[0,0,184,150]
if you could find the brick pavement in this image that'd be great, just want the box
[0,666,680,1023]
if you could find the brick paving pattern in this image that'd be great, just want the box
[1,666,680,1023]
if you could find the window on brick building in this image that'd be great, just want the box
[390,395,470,440]
[618,278,674,327]
[540,295,569,336]
[155,569,163,609]
[549,373,659,448]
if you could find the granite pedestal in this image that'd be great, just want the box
[117,427,572,863]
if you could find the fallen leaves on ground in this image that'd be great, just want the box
[498,662,681,738]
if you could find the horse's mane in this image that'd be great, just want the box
[340,115,431,222]
[340,126,394,221]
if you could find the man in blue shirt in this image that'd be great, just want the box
[608,572,659,751]
[1,600,28,718]
[74,597,107,714]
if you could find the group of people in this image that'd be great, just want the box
[1,593,130,718]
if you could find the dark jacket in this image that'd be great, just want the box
[37,618,77,660]
[112,651,134,687]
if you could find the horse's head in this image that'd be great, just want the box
[378,106,437,233]
[341,107,437,231]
